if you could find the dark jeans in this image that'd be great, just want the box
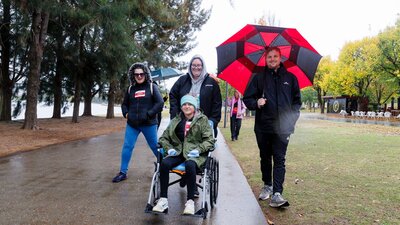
[255,132,290,194]
[159,155,197,200]
[230,115,242,139]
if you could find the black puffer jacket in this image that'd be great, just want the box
[243,64,302,134]
[169,73,222,127]
[122,81,164,128]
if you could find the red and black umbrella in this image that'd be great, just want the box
[216,24,322,94]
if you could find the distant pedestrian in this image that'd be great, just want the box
[112,62,164,183]
[243,47,301,208]
[156,93,169,129]
[227,89,246,141]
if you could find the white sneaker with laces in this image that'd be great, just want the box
[153,197,168,213]
[269,192,289,208]
[183,199,195,215]
[259,185,273,200]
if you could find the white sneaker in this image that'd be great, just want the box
[269,192,289,208]
[183,199,195,215]
[153,197,168,213]
[259,185,273,200]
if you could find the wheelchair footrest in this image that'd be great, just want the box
[144,203,154,213]
[193,207,208,219]
[171,169,185,175]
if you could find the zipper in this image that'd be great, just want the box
[274,71,280,132]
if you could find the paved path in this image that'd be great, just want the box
[0,119,267,225]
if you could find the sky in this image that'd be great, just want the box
[176,0,399,76]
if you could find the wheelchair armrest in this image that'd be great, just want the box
[156,144,164,162]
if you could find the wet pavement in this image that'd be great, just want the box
[0,119,267,225]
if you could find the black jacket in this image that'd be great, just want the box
[243,64,301,134]
[122,82,164,128]
[169,73,222,127]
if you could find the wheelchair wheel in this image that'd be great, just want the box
[211,158,219,205]
[209,158,215,209]
[209,157,219,208]
[215,160,219,200]
[152,172,161,204]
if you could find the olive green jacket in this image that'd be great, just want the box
[159,111,215,168]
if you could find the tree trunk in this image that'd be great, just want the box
[82,90,93,116]
[52,26,64,119]
[0,0,12,121]
[317,88,325,114]
[0,88,2,118]
[0,86,12,121]
[72,30,85,123]
[106,73,116,119]
[71,77,81,123]
[82,75,94,116]
[398,82,400,110]
[397,97,400,110]
[22,8,49,129]
[390,97,395,110]
[52,65,62,118]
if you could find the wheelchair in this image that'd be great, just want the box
[144,121,219,219]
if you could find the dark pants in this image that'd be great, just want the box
[255,132,290,194]
[230,115,242,139]
[159,155,197,200]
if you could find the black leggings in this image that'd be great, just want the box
[159,155,197,200]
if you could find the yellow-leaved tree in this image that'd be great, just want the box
[314,56,334,113]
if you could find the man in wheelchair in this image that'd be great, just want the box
[152,94,215,215]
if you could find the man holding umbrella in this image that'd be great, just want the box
[243,47,302,208]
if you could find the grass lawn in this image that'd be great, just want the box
[219,114,400,225]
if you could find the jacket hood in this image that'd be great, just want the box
[128,62,152,85]
[188,54,208,81]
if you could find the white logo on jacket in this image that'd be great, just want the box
[134,90,145,98]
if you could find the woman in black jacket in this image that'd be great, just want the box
[112,63,164,183]
[169,55,222,137]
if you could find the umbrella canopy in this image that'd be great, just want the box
[217,24,322,94]
[151,67,184,81]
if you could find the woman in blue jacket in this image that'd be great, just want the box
[112,63,164,183]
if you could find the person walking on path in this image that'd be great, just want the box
[227,89,246,141]
[156,93,169,129]
[243,47,302,208]
[112,62,164,183]
[152,94,215,215]
[169,54,222,138]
